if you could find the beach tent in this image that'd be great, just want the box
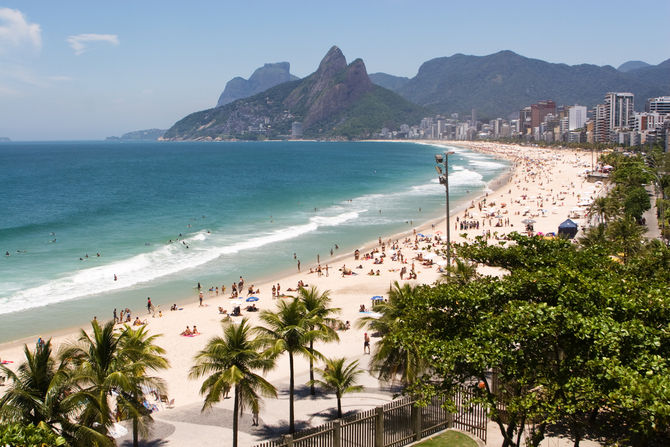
[558,219,579,239]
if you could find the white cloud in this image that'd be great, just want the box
[67,33,119,55]
[0,8,42,54]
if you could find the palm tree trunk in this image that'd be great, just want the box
[233,384,240,447]
[309,339,315,396]
[289,351,295,434]
[133,416,139,447]
[337,392,342,419]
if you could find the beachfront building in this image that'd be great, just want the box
[531,100,556,129]
[646,96,670,115]
[569,105,587,130]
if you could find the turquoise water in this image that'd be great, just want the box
[0,141,507,342]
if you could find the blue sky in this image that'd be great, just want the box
[1,0,668,140]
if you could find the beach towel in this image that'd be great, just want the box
[0,360,13,365]
[181,333,201,337]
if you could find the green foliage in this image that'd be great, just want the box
[0,421,66,447]
[383,235,670,446]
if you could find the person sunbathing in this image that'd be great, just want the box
[192,325,200,335]
[180,326,192,336]
[133,317,143,326]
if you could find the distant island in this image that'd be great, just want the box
[106,129,166,141]
[0,137,11,142]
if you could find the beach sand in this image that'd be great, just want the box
[0,141,604,446]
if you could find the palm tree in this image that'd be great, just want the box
[357,282,425,386]
[298,286,341,395]
[257,298,322,434]
[0,339,109,446]
[588,197,608,225]
[442,258,479,285]
[60,320,132,444]
[310,357,364,419]
[116,324,169,447]
[606,216,646,262]
[190,318,276,447]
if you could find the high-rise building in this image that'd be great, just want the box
[568,105,587,130]
[531,100,556,129]
[593,104,608,143]
[519,107,532,135]
[605,92,634,130]
[645,96,670,115]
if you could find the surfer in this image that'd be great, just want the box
[5,251,9,256]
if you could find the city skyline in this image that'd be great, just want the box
[1,0,669,140]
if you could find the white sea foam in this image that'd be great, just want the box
[0,211,363,315]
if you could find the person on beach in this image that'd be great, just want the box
[276,283,280,297]
[199,291,204,306]
[181,326,192,336]
[364,333,371,354]
[193,325,199,335]
[113,308,117,323]
[147,297,152,313]
[239,276,244,291]
[272,284,276,298]
[297,260,300,272]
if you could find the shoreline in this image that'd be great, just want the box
[0,140,602,444]
[0,140,507,350]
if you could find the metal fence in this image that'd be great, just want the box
[253,388,487,447]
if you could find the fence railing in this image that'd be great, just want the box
[253,388,487,447]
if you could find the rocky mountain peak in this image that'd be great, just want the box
[316,46,347,79]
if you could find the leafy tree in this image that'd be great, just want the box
[257,299,322,434]
[0,421,66,446]
[298,286,340,395]
[622,185,651,221]
[190,318,276,447]
[386,235,669,446]
[116,325,169,447]
[310,357,364,418]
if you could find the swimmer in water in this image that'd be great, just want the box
[114,274,118,281]
[5,251,9,256]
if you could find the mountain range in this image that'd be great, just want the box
[164,47,426,140]
[216,62,299,107]
[374,51,670,119]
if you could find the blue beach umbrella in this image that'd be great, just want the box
[246,296,259,302]
[371,295,383,301]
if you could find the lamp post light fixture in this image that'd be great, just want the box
[435,151,455,270]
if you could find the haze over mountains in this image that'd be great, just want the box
[377,51,670,119]
[164,47,426,140]
[216,62,299,107]
[163,49,669,140]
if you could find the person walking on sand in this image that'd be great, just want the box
[297,260,300,272]
[147,297,152,313]
[364,333,371,354]
[199,291,204,307]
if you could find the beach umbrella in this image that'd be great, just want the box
[246,296,259,302]
[417,233,426,237]
[371,295,383,301]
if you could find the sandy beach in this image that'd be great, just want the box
[0,141,604,446]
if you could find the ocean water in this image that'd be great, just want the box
[0,141,508,342]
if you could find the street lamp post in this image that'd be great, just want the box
[435,151,455,270]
